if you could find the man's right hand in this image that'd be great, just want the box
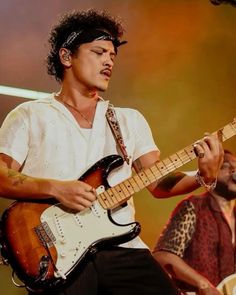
[52,179,97,211]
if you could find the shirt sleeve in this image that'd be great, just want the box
[0,105,29,165]
[132,110,159,161]
[153,200,197,258]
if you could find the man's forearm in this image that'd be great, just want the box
[0,167,55,200]
[149,172,200,198]
[153,251,216,292]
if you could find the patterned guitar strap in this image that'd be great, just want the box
[106,104,130,166]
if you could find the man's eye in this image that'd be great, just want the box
[221,163,230,169]
[93,51,103,55]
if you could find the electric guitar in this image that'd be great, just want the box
[217,273,236,295]
[1,119,236,291]
[185,273,236,294]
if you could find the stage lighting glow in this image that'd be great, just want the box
[0,85,49,100]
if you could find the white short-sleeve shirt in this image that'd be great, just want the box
[0,94,159,248]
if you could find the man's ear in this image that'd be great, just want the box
[59,48,72,66]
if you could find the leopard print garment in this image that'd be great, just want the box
[154,200,196,257]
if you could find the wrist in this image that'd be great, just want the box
[195,170,217,191]
[38,178,60,199]
[197,279,211,291]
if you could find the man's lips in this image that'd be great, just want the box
[100,69,112,78]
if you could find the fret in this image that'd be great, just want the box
[222,128,228,141]
[106,188,120,205]
[184,147,195,161]
[228,126,236,137]
[97,193,107,208]
[104,190,116,207]
[225,123,236,139]
[231,120,236,131]
[165,158,179,173]
[150,165,162,180]
[138,170,152,186]
[99,191,112,209]
[128,177,141,193]
[123,179,135,195]
[132,174,146,190]
[177,149,190,165]
[163,158,175,172]
[119,182,131,197]
[109,187,123,202]
[113,184,127,201]
[169,154,182,169]
[144,168,157,183]
[175,152,185,165]
[155,162,168,176]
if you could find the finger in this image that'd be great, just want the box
[193,144,204,158]
[83,185,97,200]
[193,141,207,158]
[87,192,97,202]
[202,135,219,154]
[193,136,218,158]
[217,130,224,157]
[80,191,97,203]
[217,129,223,143]
[77,196,94,208]
[85,186,97,194]
[76,204,87,212]
[203,132,222,152]
[82,184,97,201]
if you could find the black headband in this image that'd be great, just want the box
[61,29,127,52]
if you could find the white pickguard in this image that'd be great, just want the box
[40,199,136,278]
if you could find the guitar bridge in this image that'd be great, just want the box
[34,221,56,247]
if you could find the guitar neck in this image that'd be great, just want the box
[98,120,236,210]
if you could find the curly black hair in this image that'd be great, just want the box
[47,9,125,82]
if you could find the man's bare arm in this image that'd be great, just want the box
[153,251,221,295]
[133,134,223,198]
[0,154,96,211]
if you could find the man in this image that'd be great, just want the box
[153,150,236,295]
[0,9,222,295]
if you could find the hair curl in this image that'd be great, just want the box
[46,9,125,82]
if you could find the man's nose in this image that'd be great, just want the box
[232,171,236,181]
[103,56,113,68]
[104,60,113,68]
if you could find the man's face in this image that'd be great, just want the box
[214,153,236,200]
[70,40,116,92]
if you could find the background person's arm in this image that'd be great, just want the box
[154,251,221,295]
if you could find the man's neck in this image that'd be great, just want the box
[211,192,236,244]
[57,84,100,108]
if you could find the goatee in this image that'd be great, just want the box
[214,181,236,201]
